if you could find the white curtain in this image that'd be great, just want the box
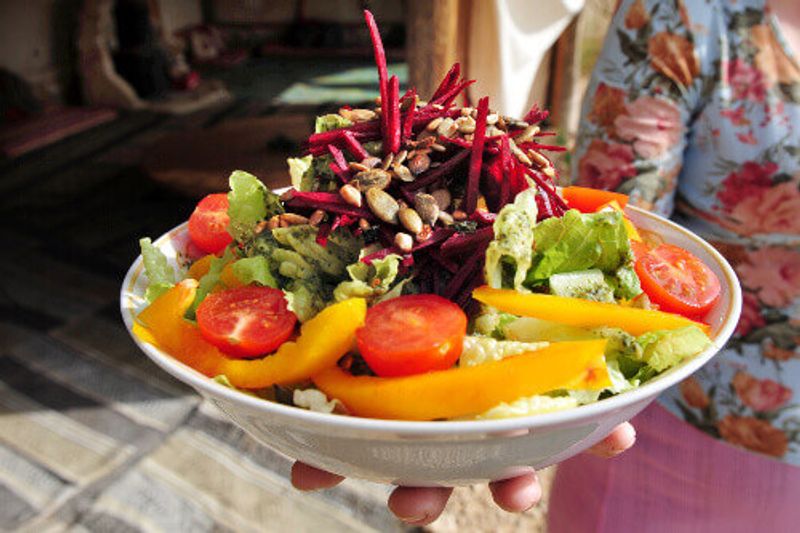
[467,0,585,118]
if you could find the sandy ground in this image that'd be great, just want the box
[428,467,554,532]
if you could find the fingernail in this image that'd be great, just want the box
[398,513,428,525]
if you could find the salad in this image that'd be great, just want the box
[132,10,721,421]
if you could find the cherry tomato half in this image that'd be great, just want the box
[634,243,721,318]
[196,286,297,358]
[188,193,233,254]
[356,294,467,377]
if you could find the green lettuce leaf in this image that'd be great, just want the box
[139,237,176,302]
[189,248,235,316]
[460,336,549,367]
[314,114,352,133]
[288,155,315,191]
[526,209,631,283]
[333,253,406,302]
[484,188,538,291]
[227,171,274,243]
[636,325,712,372]
[231,256,277,288]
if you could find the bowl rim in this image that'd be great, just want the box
[120,205,742,435]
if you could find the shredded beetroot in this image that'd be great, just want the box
[283,190,375,220]
[429,249,459,274]
[518,141,567,153]
[464,97,489,213]
[443,251,485,300]
[433,79,476,108]
[431,63,461,102]
[327,144,351,182]
[342,131,370,160]
[439,226,494,258]
[469,210,497,226]
[499,136,512,206]
[523,104,549,125]
[361,247,394,264]
[364,10,389,155]
[387,75,401,154]
[404,149,470,191]
[524,167,568,212]
[331,214,357,232]
[401,88,417,143]
[315,223,332,246]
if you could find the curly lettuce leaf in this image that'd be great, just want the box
[526,209,631,284]
[484,188,538,291]
[288,155,315,191]
[333,253,405,302]
[189,247,235,316]
[231,256,277,288]
[459,336,549,367]
[636,325,711,372]
[314,114,352,133]
[139,238,176,302]
[472,395,578,420]
[227,171,278,243]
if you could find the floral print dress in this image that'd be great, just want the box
[573,0,800,463]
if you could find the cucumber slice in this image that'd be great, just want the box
[548,269,615,302]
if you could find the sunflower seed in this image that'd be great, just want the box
[417,130,437,143]
[430,188,451,210]
[361,156,381,169]
[414,193,440,225]
[517,125,541,144]
[528,149,550,168]
[509,139,532,166]
[394,232,414,253]
[381,153,394,170]
[430,142,447,152]
[452,209,468,221]
[309,209,326,226]
[394,149,408,166]
[408,153,431,175]
[426,117,444,131]
[437,211,455,225]
[348,161,370,172]
[455,116,476,134]
[398,207,424,234]
[339,184,362,207]
[436,117,457,137]
[340,108,376,122]
[486,113,499,125]
[352,168,392,191]
[266,215,281,230]
[392,164,415,182]
[358,218,371,231]
[460,107,474,116]
[366,188,399,224]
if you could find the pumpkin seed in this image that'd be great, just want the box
[366,188,399,224]
[398,207,423,234]
[392,164,415,182]
[414,193,440,225]
[352,168,392,191]
[430,188,451,210]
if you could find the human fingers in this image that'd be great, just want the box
[387,486,454,526]
[586,422,637,458]
[290,462,345,491]
[488,470,542,512]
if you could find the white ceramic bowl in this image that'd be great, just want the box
[121,205,741,486]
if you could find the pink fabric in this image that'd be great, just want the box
[548,404,800,533]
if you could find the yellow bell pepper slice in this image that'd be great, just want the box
[473,286,711,336]
[313,340,610,420]
[596,200,642,242]
[187,254,215,280]
[135,279,367,388]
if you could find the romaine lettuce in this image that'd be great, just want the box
[139,237,175,302]
[484,188,538,291]
[288,155,315,191]
[333,253,407,302]
[314,114,352,133]
[227,170,277,243]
